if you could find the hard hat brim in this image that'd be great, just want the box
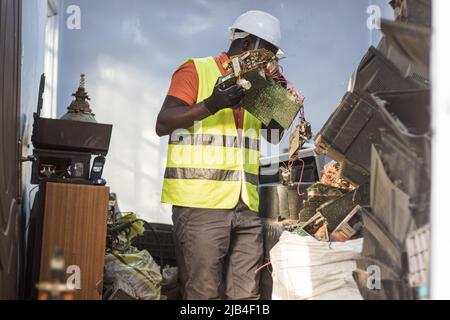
[229,26,284,56]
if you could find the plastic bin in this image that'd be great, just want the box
[379,20,430,78]
[258,183,311,220]
[316,46,425,184]
[359,206,404,274]
[370,145,418,243]
[354,46,423,94]
[315,90,386,179]
[390,0,432,27]
[260,218,286,300]
[379,129,430,205]
[375,89,431,158]
[356,205,412,300]
[259,153,321,185]
[132,223,177,267]
[381,19,431,70]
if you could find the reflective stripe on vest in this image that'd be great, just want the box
[161,56,261,211]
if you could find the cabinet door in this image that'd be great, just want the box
[39,183,109,300]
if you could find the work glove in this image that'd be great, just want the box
[203,80,245,115]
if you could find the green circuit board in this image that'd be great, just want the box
[242,76,302,129]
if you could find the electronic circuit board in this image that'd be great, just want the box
[242,77,302,129]
[218,49,303,129]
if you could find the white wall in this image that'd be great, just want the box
[91,55,171,223]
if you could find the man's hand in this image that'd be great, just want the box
[203,80,245,115]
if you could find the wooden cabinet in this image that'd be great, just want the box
[38,183,109,300]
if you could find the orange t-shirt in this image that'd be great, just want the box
[167,52,244,129]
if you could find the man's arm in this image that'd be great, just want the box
[156,81,244,137]
[155,96,210,137]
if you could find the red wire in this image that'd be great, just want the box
[265,62,303,109]
[288,156,306,196]
[297,159,305,196]
[255,261,272,273]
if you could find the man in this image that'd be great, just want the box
[156,10,284,300]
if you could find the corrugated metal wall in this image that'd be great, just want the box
[0,0,22,300]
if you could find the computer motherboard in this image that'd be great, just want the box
[218,49,304,129]
[242,76,302,129]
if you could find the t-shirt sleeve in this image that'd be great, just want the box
[166,61,199,106]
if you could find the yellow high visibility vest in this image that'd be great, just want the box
[161,56,261,211]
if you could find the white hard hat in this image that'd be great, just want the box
[229,10,283,52]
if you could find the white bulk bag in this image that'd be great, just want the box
[270,231,363,300]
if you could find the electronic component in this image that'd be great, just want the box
[90,155,106,185]
[90,155,105,180]
[222,49,278,76]
[31,149,91,184]
[215,49,305,129]
[30,74,112,185]
[288,117,312,158]
[242,78,302,129]
[279,166,293,186]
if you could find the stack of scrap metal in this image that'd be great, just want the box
[315,0,431,300]
[298,183,347,224]
[320,161,355,191]
[315,45,424,186]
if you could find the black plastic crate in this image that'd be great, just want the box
[360,206,404,274]
[376,89,431,157]
[132,223,177,267]
[258,183,311,220]
[381,19,431,70]
[32,117,113,155]
[315,91,386,180]
[355,46,423,94]
[378,22,430,82]
[390,0,432,27]
[357,205,412,300]
[259,154,320,185]
[371,145,418,243]
[379,129,429,202]
[260,218,285,300]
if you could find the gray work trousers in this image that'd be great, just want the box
[172,201,263,300]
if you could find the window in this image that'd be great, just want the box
[42,0,59,118]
